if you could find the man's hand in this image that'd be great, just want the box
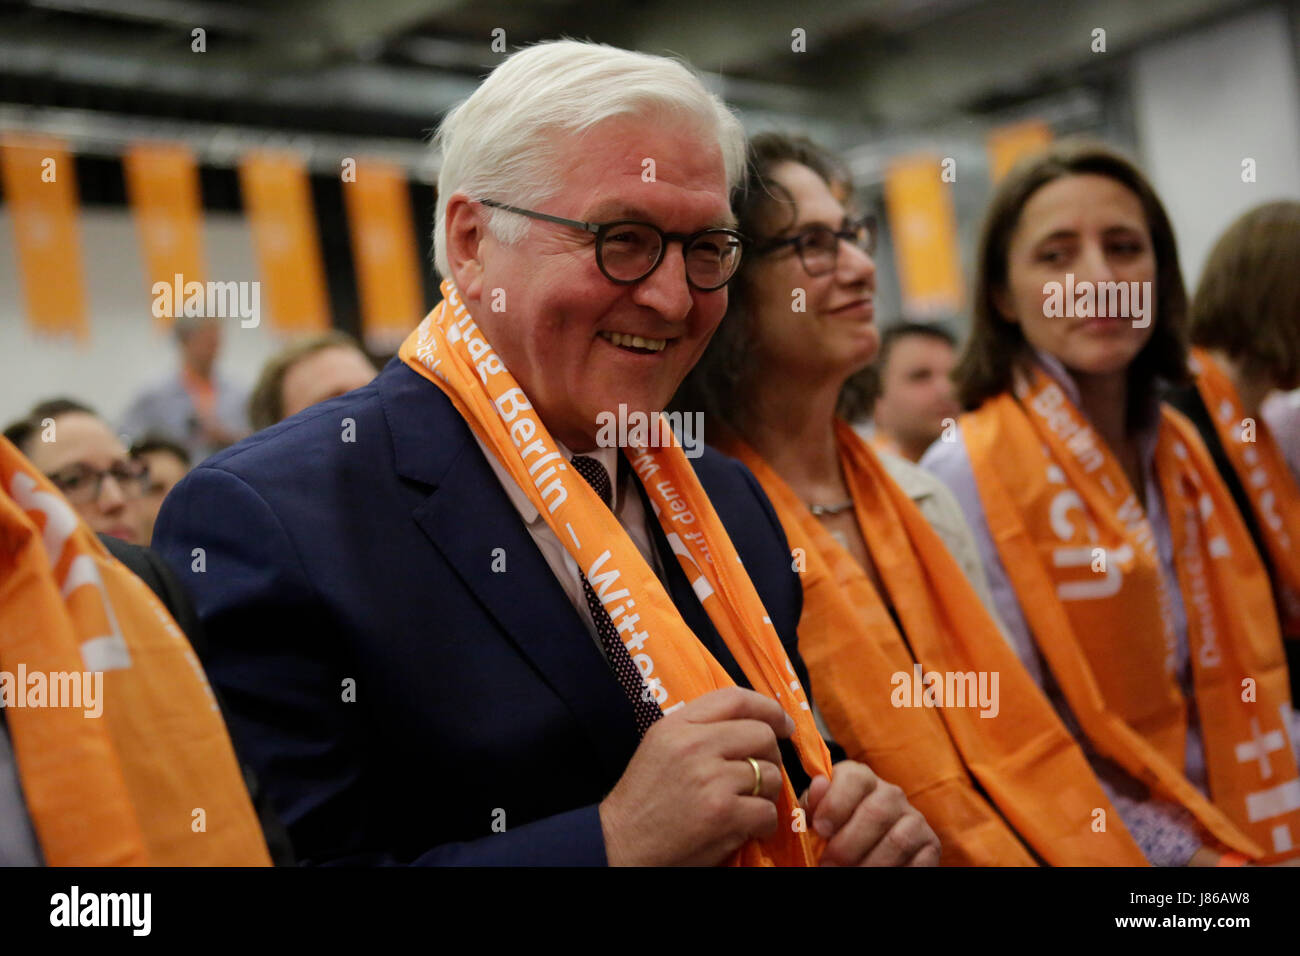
[802,761,941,867]
[599,687,792,866]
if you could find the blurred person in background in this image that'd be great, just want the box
[120,316,249,463]
[923,140,1300,865]
[3,398,145,545]
[247,331,377,431]
[1167,200,1300,700]
[857,322,961,462]
[1263,388,1300,480]
[0,431,274,866]
[0,419,290,865]
[674,131,1147,865]
[129,434,192,544]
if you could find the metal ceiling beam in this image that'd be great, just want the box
[25,0,265,33]
[252,0,476,65]
[0,21,480,121]
[0,19,857,141]
[840,0,1249,125]
[0,104,441,181]
[618,0,905,72]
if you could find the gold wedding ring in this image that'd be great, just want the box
[746,756,762,797]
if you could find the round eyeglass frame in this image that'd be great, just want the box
[753,215,878,277]
[476,198,746,291]
[45,459,150,505]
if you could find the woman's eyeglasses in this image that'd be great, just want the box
[753,216,877,277]
[45,460,150,505]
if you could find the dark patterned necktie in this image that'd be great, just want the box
[569,455,664,737]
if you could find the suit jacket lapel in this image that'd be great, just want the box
[379,361,637,779]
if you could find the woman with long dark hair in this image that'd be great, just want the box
[922,140,1300,865]
[1167,201,1300,701]
[675,133,1148,865]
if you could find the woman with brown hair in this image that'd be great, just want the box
[1167,201,1300,700]
[675,132,1150,865]
[921,140,1300,865]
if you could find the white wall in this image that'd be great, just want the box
[1132,4,1300,287]
[0,209,289,431]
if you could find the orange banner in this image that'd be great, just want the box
[987,119,1053,183]
[343,159,425,353]
[123,142,206,326]
[882,154,963,318]
[237,151,330,334]
[0,134,89,340]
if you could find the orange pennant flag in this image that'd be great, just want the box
[343,159,425,354]
[123,142,207,327]
[237,151,330,334]
[987,120,1053,183]
[883,153,964,318]
[0,134,90,340]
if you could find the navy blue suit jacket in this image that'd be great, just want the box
[153,358,814,865]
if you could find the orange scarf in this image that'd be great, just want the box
[1191,348,1300,635]
[724,424,1148,865]
[963,365,1300,861]
[0,436,270,866]
[399,280,833,866]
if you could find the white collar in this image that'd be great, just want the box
[474,434,621,525]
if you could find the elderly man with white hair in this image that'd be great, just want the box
[154,40,939,867]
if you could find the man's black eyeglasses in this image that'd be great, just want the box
[477,199,745,291]
[753,216,877,277]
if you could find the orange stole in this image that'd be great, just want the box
[399,280,834,866]
[963,368,1300,861]
[1191,348,1300,636]
[722,424,1148,865]
[0,437,270,866]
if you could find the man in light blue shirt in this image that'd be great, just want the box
[120,317,249,466]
